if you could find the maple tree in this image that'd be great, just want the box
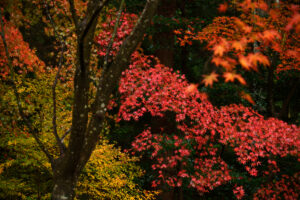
[112,51,299,199]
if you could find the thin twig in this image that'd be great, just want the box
[0,11,53,163]
[68,0,78,28]
[61,128,71,143]
[44,0,67,154]
[102,0,125,73]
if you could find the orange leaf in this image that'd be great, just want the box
[232,41,244,51]
[235,18,252,33]
[242,26,252,33]
[286,50,299,58]
[218,2,228,13]
[257,1,268,11]
[202,72,219,87]
[240,91,255,105]
[212,57,223,66]
[223,72,246,85]
[223,72,236,82]
[212,57,234,70]
[249,53,270,67]
[213,44,226,56]
[285,13,300,31]
[239,55,251,70]
[262,30,280,41]
[235,74,246,85]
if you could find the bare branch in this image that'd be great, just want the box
[44,0,67,154]
[0,10,53,163]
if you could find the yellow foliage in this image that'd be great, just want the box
[0,72,158,199]
[76,140,158,200]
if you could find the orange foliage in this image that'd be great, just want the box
[174,1,300,86]
[223,72,246,85]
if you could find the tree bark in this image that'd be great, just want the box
[153,0,176,67]
[52,177,76,200]
[152,1,177,199]
[279,78,299,120]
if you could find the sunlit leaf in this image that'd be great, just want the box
[202,72,219,87]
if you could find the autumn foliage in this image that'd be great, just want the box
[0,19,44,78]
[114,51,300,198]
[1,0,300,199]
[175,1,300,86]
[94,7,300,199]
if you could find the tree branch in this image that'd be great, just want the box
[68,0,78,28]
[63,0,110,174]
[103,0,125,72]
[0,11,53,163]
[61,128,71,143]
[44,0,67,154]
[77,0,109,38]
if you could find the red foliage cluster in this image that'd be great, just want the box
[118,52,231,193]
[233,185,245,200]
[219,104,300,176]
[117,52,300,195]
[95,11,138,58]
[0,19,44,78]
[253,173,300,200]
[95,9,300,198]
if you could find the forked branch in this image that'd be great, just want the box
[44,0,67,154]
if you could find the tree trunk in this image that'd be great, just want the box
[266,64,275,117]
[152,1,177,199]
[153,0,176,67]
[52,178,76,200]
[279,78,299,120]
[51,155,79,200]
